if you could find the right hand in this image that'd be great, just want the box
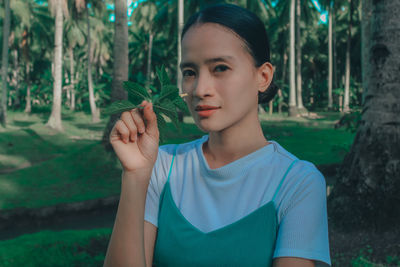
[110,100,159,175]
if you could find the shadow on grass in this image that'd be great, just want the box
[74,123,106,131]
[0,127,100,173]
[0,142,121,211]
[12,120,37,128]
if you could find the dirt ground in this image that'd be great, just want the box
[329,226,400,266]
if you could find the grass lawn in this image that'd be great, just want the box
[259,113,354,166]
[0,111,353,211]
[0,228,111,267]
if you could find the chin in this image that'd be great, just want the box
[194,119,225,133]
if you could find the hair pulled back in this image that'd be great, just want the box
[181,3,278,104]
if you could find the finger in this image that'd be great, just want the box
[114,120,130,144]
[142,102,159,138]
[131,108,146,134]
[120,110,138,142]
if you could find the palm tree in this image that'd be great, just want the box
[343,0,353,113]
[177,0,184,94]
[361,0,371,102]
[328,0,400,230]
[46,0,68,131]
[131,1,171,88]
[327,0,333,109]
[65,16,85,111]
[102,0,129,148]
[288,0,297,116]
[295,0,307,114]
[321,0,336,109]
[10,0,48,113]
[0,0,10,127]
[85,1,100,123]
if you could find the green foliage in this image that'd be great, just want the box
[103,66,188,142]
[0,229,111,267]
[350,245,388,267]
[259,113,355,166]
[334,109,362,133]
[386,255,400,266]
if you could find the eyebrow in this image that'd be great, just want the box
[180,56,234,70]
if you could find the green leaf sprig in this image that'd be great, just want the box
[103,66,189,142]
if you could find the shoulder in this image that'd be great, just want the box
[270,141,326,215]
[271,140,325,186]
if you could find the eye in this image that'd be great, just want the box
[182,69,195,77]
[214,65,229,72]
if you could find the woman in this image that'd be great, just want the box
[104,4,331,267]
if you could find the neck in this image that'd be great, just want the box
[203,115,269,169]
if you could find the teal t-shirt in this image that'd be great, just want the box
[145,135,331,266]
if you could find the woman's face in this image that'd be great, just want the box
[181,23,270,133]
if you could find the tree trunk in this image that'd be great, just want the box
[146,31,154,89]
[47,0,64,131]
[328,0,400,231]
[66,51,71,109]
[277,89,283,114]
[12,50,21,109]
[295,0,306,114]
[24,64,31,113]
[22,28,31,113]
[279,49,288,114]
[68,46,76,111]
[333,1,338,107]
[343,0,352,113]
[72,70,79,111]
[258,104,266,114]
[328,2,333,109]
[257,0,269,20]
[177,0,184,122]
[177,0,184,93]
[288,0,298,117]
[0,0,10,127]
[87,6,100,123]
[361,0,372,104]
[102,0,129,149]
[269,101,273,115]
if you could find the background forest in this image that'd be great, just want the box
[0,0,363,121]
[1,0,399,266]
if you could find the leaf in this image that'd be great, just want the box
[155,113,167,143]
[173,97,189,114]
[123,81,151,105]
[156,65,171,87]
[154,100,179,129]
[149,85,158,94]
[159,85,179,102]
[102,100,137,115]
[105,65,187,139]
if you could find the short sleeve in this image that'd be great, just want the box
[273,168,331,266]
[144,146,174,227]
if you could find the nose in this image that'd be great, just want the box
[193,71,214,99]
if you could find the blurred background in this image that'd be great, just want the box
[0,0,399,266]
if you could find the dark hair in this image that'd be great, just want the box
[181,3,278,104]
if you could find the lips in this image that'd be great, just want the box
[195,105,220,111]
[195,105,220,118]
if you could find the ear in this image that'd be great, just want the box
[257,62,274,93]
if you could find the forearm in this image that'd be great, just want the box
[104,170,151,267]
[273,257,315,267]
